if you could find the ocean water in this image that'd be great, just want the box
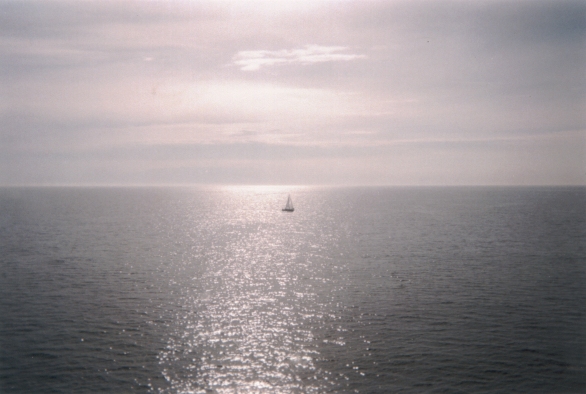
[0,186,584,393]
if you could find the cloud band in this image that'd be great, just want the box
[233,45,366,71]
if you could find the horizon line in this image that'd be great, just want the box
[1,183,585,188]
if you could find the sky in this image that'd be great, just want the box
[0,0,585,186]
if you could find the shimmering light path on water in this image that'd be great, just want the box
[157,186,348,392]
[0,186,585,393]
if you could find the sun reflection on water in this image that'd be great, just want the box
[157,186,345,393]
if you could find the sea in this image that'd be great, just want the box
[0,186,584,393]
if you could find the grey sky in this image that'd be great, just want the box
[1,0,584,186]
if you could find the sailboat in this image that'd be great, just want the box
[282,194,294,212]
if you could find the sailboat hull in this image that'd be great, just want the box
[282,208,294,212]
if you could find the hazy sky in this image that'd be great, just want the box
[1,0,585,186]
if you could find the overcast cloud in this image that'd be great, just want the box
[0,0,584,186]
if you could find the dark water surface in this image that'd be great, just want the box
[1,186,584,393]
